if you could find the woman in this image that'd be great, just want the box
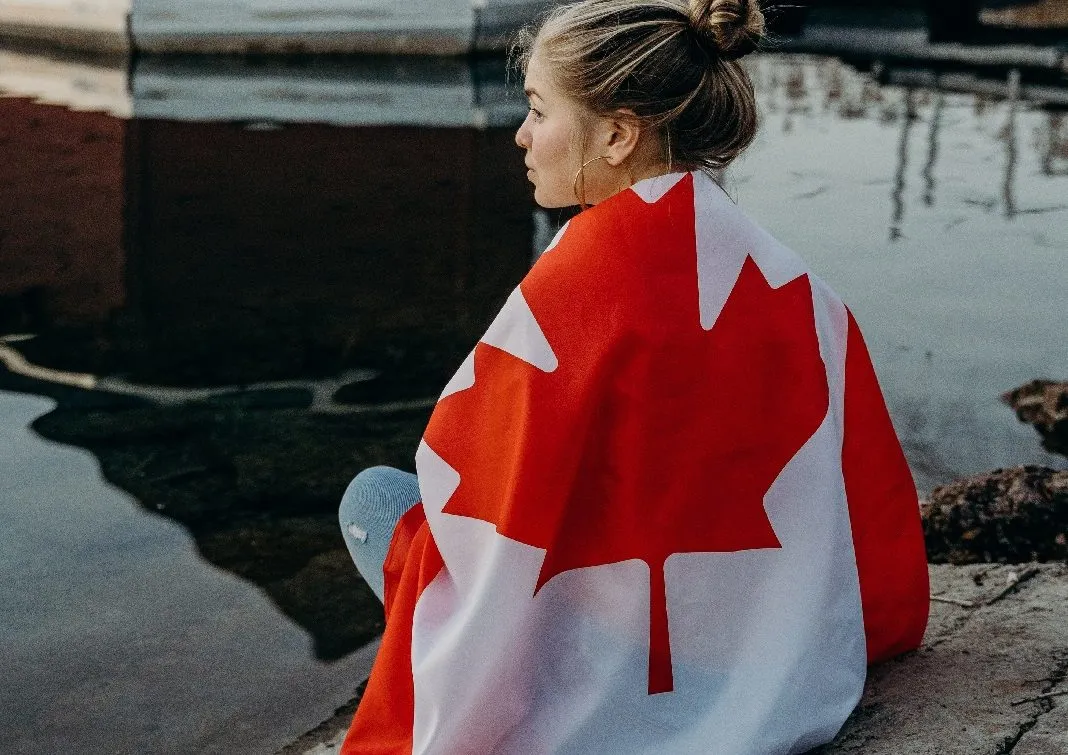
[338,0,929,752]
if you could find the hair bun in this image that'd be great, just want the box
[688,0,764,61]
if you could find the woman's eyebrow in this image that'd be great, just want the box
[524,87,542,101]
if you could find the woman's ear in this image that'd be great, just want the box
[601,108,643,166]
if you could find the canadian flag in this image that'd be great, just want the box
[342,171,929,754]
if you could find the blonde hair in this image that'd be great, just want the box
[511,0,765,176]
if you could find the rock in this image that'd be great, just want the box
[825,563,1068,755]
[922,465,1067,564]
[1002,379,1068,457]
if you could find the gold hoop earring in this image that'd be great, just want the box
[572,154,610,210]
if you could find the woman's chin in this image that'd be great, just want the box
[532,187,578,210]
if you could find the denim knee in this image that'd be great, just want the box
[339,466,420,602]
[340,466,418,525]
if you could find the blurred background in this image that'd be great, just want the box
[1,1,1066,753]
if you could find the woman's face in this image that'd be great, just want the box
[514,47,590,208]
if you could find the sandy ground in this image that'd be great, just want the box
[281,562,1068,755]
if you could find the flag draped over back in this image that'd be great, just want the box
[342,171,929,754]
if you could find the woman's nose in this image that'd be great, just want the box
[515,114,531,149]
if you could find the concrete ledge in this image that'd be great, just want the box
[3,2,1063,62]
[826,563,1068,754]
[0,21,128,54]
[0,0,554,56]
[786,24,1068,72]
[130,0,480,55]
[282,564,1068,755]
[0,2,129,55]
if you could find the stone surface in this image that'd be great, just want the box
[825,563,1068,754]
[922,466,1068,564]
[1003,380,1068,458]
[1013,701,1068,755]
[282,564,1068,755]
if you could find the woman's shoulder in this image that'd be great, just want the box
[526,170,840,322]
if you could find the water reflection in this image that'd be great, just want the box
[0,50,546,753]
[1042,111,1068,175]
[891,88,918,241]
[2,52,542,665]
[921,89,944,207]
[0,390,382,754]
[2,56,533,391]
[738,52,1068,489]
[1,42,1066,752]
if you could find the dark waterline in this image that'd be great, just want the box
[1,45,1066,753]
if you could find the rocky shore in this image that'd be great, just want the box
[923,465,1067,564]
[1002,380,1068,459]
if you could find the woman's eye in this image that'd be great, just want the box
[529,107,544,122]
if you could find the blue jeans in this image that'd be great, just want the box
[338,466,421,602]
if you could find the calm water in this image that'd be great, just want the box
[1,46,1066,753]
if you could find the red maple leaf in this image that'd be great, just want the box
[424,175,828,694]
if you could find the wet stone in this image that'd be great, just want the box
[1002,380,1068,458]
[922,465,1068,564]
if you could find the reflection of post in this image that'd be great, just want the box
[890,89,916,242]
[1042,112,1067,177]
[928,0,980,43]
[1003,69,1020,220]
[1042,113,1055,176]
[922,88,944,207]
